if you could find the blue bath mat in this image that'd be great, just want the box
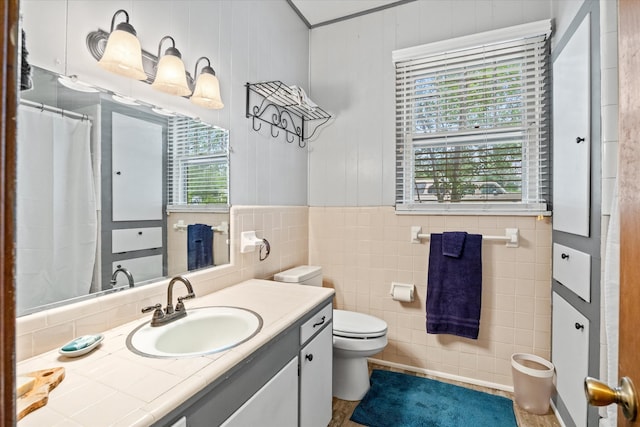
[350,370,517,427]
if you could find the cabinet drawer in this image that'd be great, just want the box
[300,303,332,345]
[553,243,591,302]
[112,227,162,253]
[112,255,163,285]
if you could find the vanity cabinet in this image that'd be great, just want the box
[155,298,334,427]
[300,325,332,427]
[221,358,298,427]
[299,303,333,427]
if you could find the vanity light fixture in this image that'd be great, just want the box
[151,36,191,97]
[111,94,140,106]
[151,107,177,117]
[57,75,100,93]
[190,57,224,109]
[97,9,146,80]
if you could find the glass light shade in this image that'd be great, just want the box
[191,72,224,109]
[151,54,191,96]
[98,29,146,80]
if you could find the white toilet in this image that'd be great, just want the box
[274,265,388,401]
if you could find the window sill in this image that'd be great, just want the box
[166,204,230,214]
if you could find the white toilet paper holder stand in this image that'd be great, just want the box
[390,282,415,302]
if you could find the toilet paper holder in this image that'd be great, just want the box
[390,282,415,302]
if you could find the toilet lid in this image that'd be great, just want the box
[333,310,387,338]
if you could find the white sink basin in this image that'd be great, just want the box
[126,306,263,358]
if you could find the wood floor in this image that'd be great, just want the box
[328,363,561,427]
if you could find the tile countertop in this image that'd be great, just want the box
[17,279,335,427]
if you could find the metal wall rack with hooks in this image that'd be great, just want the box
[245,81,331,148]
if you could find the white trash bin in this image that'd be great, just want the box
[511,353,555,414]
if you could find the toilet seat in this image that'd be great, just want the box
[333,309,387,339]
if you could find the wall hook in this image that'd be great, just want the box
[270,125,280,138]
[286,132,295,144]
[252,116,262,132]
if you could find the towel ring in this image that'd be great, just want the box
[259,238,271,261]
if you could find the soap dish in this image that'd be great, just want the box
[58,334,104,357]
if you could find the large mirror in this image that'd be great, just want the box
[17,66,231,316]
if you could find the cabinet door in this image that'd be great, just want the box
[552,292,589,427]
[111,112,162,221]
[552,14,591,236]
[221,357,298,427]
[300,325,332,427]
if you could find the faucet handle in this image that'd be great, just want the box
[142,303,161,313]
[179,292,196,302]
[176,293,196,312]
[142,303,165,325]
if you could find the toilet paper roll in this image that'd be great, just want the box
[392,286,413,302]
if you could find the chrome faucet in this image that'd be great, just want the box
[110,267,135,289]
[142,275,196,327]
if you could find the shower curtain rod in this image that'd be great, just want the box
[20,99,91,122]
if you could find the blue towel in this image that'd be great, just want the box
[187,224,214,270]
[426,233,482,339]
[442,231,467,258]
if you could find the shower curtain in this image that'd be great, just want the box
[16,106,97,313]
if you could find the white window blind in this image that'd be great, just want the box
[394,20,552,214]
[167,117,229,208]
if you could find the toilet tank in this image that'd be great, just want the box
[274,265,322,287]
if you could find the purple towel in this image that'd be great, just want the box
[442,231,467,258]
[426,233,482,339]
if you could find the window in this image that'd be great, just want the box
[394,20,552,214]
[167,117,229,209]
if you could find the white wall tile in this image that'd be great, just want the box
[309,207,552,387]
[16,205,309,360]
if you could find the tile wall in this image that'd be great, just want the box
[16,206,309,362]
[309,206,552,388]
[17,203,552,391]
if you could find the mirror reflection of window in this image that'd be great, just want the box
[167,118,229,208]
[16,66,231,316]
